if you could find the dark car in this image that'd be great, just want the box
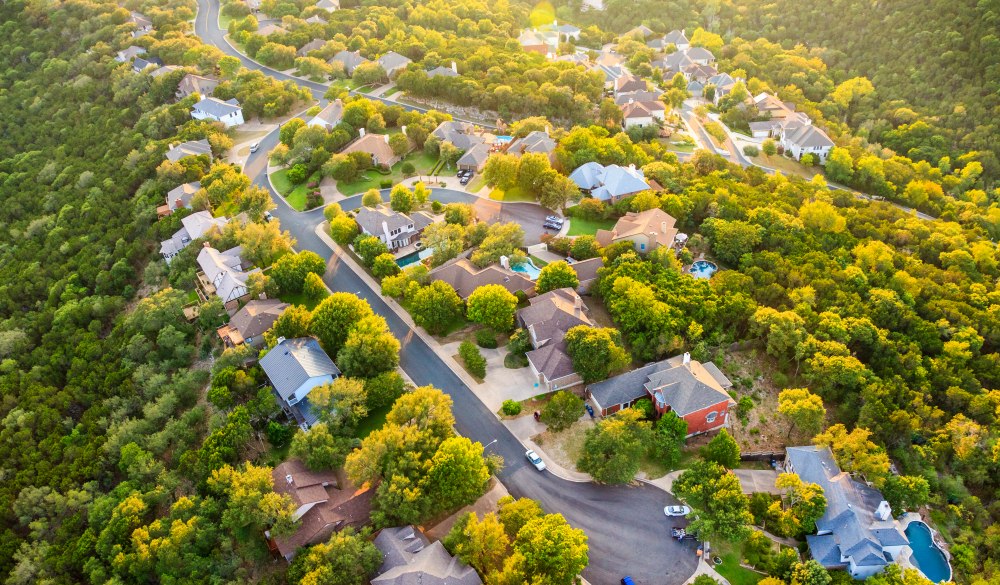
[459,175,471,185]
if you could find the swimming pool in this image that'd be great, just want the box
[396,247,433,268]
[689,260,718,279]
[905,521,951,583]
[511,258,542,280]
[495,135,513,144]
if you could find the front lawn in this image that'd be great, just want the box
[271,168,319,211]
[337,151,440,196]
[712,541,765,585]
[466,174,488,193]
[279,290,323,311]
[488,185,536,202]
[567,216,616,236]
[751,153,825,182]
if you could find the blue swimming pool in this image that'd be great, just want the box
[396,247,433,268]
[495,135,513,144]
[905,521,951,583]
[689,260,718,279]
[512,258,542,280]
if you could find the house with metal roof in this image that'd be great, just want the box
[260,337,341,428]
[159,211,228,262]
[216,299,289,348]
[355,205,437,251]
[191,97,244,127]
[569,163,650,203]
[373,526,482,585]
[785,446,910,579]
[586,353,736,436]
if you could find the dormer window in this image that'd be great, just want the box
[705,411,718,423]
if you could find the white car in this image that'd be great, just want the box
[664,505,691,517]
[249,142,260,153]
[525,449,546,471]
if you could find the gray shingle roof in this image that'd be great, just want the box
[427,65,459,78]
[664,30,688,45]
[165,139,212,162]
[527,338,576,381]
[259,337,340,402]
[587,355,733,415]
[229,299,289,339]
[377,51,412,73]
[506,130,555,156]
[331,50,369,74]
[193,97,242,117]
[518,288,592,347]
[457,143,491,167]
[373,527,482,585]
[782,123,835,149]
[355,205,413,237]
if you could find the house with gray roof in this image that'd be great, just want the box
[785,446,910,579]
[304,14,327,24]
[216,299,289,348]
[456,143,491,172]
[614,74,648,96]
[780,122,835,163]
[373,526,482,585]
[191,97,244,127]
[586,353,736,436]
[428,257,535,299]
[519,288,593,392]
[165,139,213,162]
[568,257,603,293]
[297,38,327,57]
[377,51,412,78]
[132,56,162,73]
[330,49,369,76]
[427,62,459,78]
[260,337,341,428]
[159,211,228,262]
[431,120,484,151]
[569,162,650,203]
[355,205,437,251]
[315,0,340,11]
[164,181,201,213]
[684,46,715,65]
[505,130,556,159]
[663,29,689,50]
[176,73,219,98]
[307,98,344,130]
[196,244,258,304]
[116,45,146,63]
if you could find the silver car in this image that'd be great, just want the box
[525,449,546,471]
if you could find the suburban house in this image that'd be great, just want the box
[780,123,835,163]
[786,446,911,579]
[687,80,705,97]
[621,99,666,129]
[586,353,736,436]
[614,90,662,106]
[595,208,678,253]
[505,130,556,159]
[161,181,201,215]
[341,130,400,167]
[663,29,689,50]
[191,97,244,127]
[196,244,259,305]
[614,74,649,96]
[307,98,344,130]
[216,299,289,348]
[428,257,535,299]
[260,336,341,427]
[159,210,228,262]
[624,24,655,39]
[518,29,558,57]
[297,38,327,57]
[568,257,603,294]
[683,46,715,65]
[150,65,182,78]
[568,162,650,203]
[116,45,146,63]
[377,51,412,78]
[550,21,581,41]
[431,120,484,151]
[256,23,288,36]
[330,49,370,76]
[707,73,740,104]
[304,14,327,24]
[267,459,373,561]
[683,63,718,83]
[519,288,593,392]
[176,73,219,98]
[373,526,482,585]
[129,11,152,31]
[132,56,162,73]
[354,205,436,251]
[456,143,491,172]
[315,0,340,11]
[165,139,213,162]
[747,93,834,162]
[590,62,626,89]
[427,62,459,78]
[244,0,261,12]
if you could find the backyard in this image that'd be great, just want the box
[355,404,390,439]
[337,151,445,196]
[567,215,616,236]
[712,540,766,585]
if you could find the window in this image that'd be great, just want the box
[640,243,645,250]
[705,411,718,423]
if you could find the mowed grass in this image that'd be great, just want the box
[488,185,536,202]
[751,153,826,182]
[713,541,765,585]
[354,404,390,439]
[337,151,441,196]
[271,169,319,211]
[566,216,616,236]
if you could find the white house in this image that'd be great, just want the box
[663,29,689,50]
[621,100,665,129]
[307,99,344,130]
[569,162,650,203]
[159,211,228,262]
[780,122,834,163]
[260,337,341,428]
[196,244,258,303]
[354,205,436,250]
[191,97,245,127]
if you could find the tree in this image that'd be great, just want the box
[329,215,359,245]
[831,77,875,121]
[774,473,827,535]
[449,512,510,576]
[541,391,585,432]
[364,371,406,411]
[535,261,579,294]
[288,528,381,585]
[290,423,356,470]
[650,411,687,467]
[411,281,464,335]
[425,436,491,511]
[466,284,518,332]
[389,184,414,213]
[577,408,650,484]
[270,250,326,294]
[812,424,891,487]
[389,133,410,157]
[353,234,391,266]
[570,235,600,260]
[778,388,826,438]
[512,513,589,585]
[762,139,777,156]
[824,147,854,183]
[539,171,579,211]
[337,315,400,378]
[704,218,763,265]
[268,304,312,343]
[484,153,519,190]
[799,201,846,233]
[516,152,551,192]
[280,118,305,147]
[497,496,544,539]
[881,475,930,515]
[372,253,401,280]
[443,202,475,225]
[310,293,374,355]
[238,184,275,220]
[672,460,753,540]
[362,188,382,207]
[439,141,461,168]
[207,463,296,540]
[791,560,831,585]
[303,271,329,302]
[563,326,630,383]
[704,429,741,469]
[308,377,368,431]
[470,222,524,267]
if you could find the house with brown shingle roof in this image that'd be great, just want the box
[568,257,603,293]
[518,288,593,392]
[595,208,677,253]
[341,131,401,167]
[428,257,535,300]
[216,299,289,347]
[621,99,665,129]
[176,73,220,98]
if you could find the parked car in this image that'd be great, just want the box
[664,505,691,517]
[621,578,636,585]
[525,449,546,471]
[543,221,562,230]
[263,211,273,222]
[459,175,471,186]
[545,215,564,224]
[249,142,259,153]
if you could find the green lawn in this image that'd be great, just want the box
[488,185,537,202]
[529,255,549,267]
[338,151,441,196]
[217,13,233,30]
[270,168,319,211]
[751,153,825,181]
[279,290,323,311]
[184,289,200,304]
[713,541,765,585]
[567,216,617,236]
[354,404,390,439]
[466,174,488,193]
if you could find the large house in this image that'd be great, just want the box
[780,123,835,163]
[786,446,911,579]
[432,120,484,151]
[260,336,341,427]
[330,49,369,76]
[427,62,459,78]
[355,205,436,251]
[707,73,740,105]
[568,257,603,293]
[307,99,344,130]
[315,0,340,11]
[191,97,244,127]
[159,211,228,262]
[568,162,650,203]
[663,29,689,50]
[297,38,327,57]
[747,93,835,162]
[586,353,736,436]
[621,99,666,129]
[196,244,258,305]
[216,299,289,348]
[176,73,219,98]
[373,526,482,585]
[165,139,213,162]
[614,74,649,96]
[341,131,400,167]
[595,208,677,253]
[268,459,373,561]
[377,51,412,78]
[163,181,201,214]
[505,130,556,159]
[518,29,558,57]
[456,143,491,172]
[428,257,535,299]
[519,288,593,392]
[116,45,146,63]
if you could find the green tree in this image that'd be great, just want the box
[443,202,475,225]
[484,153,519,190]
[577,409,650,484]
[541,391,585,432]
[813,424,891,487]
[791,560,832,585]
[268,304,312,344]
[280,118,305,147]
[673,461,753,540]
[704,218,764,265]
[329,215,360,245]
[778,388,826,438]
[651,411,688,467]
[535,261,579,294]
[353,234,391,266]
[824,147,854,183]
[881,475,930,515]
[411,281,465,335]
[449,512,510,576]
[362,188,382,207]
[570,234,601,260]
[512,513,589,585]
[303,271,329,302]
[308,376,368,431]
[497,496,544,539]
[337,315,400,378]
[389,183,414,213]
[310,293,374,355]
[389,133,410,157]
[774,473,827,535]
[563,326,630,383]
[288,528,381,585]
[762,139,777,156]
[207,463,297,540]
[704,428,741,468]
[466,284,518,332]
[425,437,491,511]
[290,423,356,470]
[372,253,401,280]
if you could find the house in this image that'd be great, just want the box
[315,0,340,11]
[663,29,689,50]
[304,14,327,24]
[196,244,258,304]
[330,49,369,76]
[256,23,288,36]
[518,29,557,56]
[550,21,581,41]
[456,143,491,172]
[260,337,341,427]
[165,139,213,162]
[377,51,412,78]
[116,45,146,63]
[159,211,228,262]
[191,97,245,127]
[595,208,677,253]
[687,80,704,97]
[129,11,152,31]
[654,52,693,77]
[176,73,219,98]
[745,93,835,162]
[164,181,201,213]
[621,100,665,129]
[519,288,593,392]
[297,38,327,57]
[431,120,484,151]
[590,62,626,89]
[569,162,650,203]
[568,257,603,293]
[707,73,739,105]
[149,65,182,78]
[355,205,436,251]
[216,299,289,348]
[268,460,373,561]
[785,446,911,579]
[427,62,459,78]
[780,122,835,163]
[586,353,736,436]
[624,24,655,39]
[614,74,648,96]
[307,98,344,130]
[505,130,556,159]
[684,46,715,65]
[132,56,163,73]
[373,526,482,585]
[614,90,662,106]
[341,131,400,167]
[244,0,261,12]
[682,63,718,83]
[428,257,535,299]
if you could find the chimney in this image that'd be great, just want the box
[875,501,892,521]
[383,134,390,144]
[661,221,667,234]
[401,125,407,135]
[285,474,294,485]
[682,352,691,367]
[544,126,550,137]
[451,61,457,73]
[277,336,286,345]
[629,163,636,170]
[359,128,366,137]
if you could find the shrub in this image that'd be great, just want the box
[541,391,584,432]
[305,192,323,209]
[743,145,760,157]
[501,399,522,416]
[476,328,497,349]
[459,341,487,379]
[546,236,572,256]
[632,397,654,420]
[401,161,416,176]
[737,395,754,421]
[574,198,606,221]
[380,180,393,189]
[364,371,406,410]
[287,163,307,184]
[506,328,532,355]
[431,200,443,213]
[266,421,295,447]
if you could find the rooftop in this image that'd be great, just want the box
[588,354,735,416]
[260,337,340,403]
[428,257,535,299]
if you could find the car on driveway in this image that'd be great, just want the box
[525,449,546,471]
[664,505,691,517]
[621,578,636,585]
[263,211,273,222]
[459,175,472,186]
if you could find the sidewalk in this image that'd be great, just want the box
[686,557,732,585]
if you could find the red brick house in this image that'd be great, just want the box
[585,353,736,436]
